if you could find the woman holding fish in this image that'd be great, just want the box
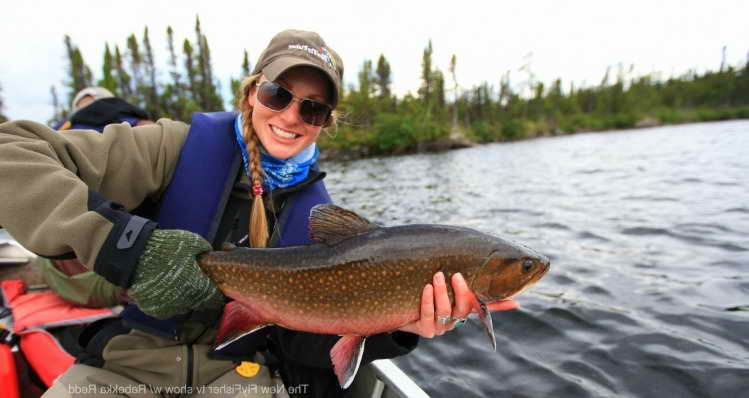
[0,30,523,397]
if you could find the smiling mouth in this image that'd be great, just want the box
[272,125,299,140]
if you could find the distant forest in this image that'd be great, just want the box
[1,17,747,156]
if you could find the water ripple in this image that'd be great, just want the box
[327,120,749,397]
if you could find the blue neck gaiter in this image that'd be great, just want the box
[260,144,319,191]
[234,114,319,192]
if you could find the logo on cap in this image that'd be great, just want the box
[288,44,336,72]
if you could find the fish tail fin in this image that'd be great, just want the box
[330,335,366,389]
[215,300,270,349]
[477,300,497,351]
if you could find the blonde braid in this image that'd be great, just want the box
[236,71,338,247]
[238,74,269,248]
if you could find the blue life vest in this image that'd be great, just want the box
[121,112,331,338]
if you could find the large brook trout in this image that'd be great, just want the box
[198,204,550,388]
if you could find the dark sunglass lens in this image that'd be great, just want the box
[300,100,331,126]
[259,82,292,111]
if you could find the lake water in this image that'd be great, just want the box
[323,120,749,397]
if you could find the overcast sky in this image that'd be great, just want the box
[2,0,747,121]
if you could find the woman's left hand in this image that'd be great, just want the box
[396,272,518,338]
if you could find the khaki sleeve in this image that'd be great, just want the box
[0,118,189,285]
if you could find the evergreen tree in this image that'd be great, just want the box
[200,35,223,110]
[166,26,180,89]
[230,50,251,103]
[375,54,392,99]
[142,26,159,116]
[418,40,434,105]
[98,43,118,94]
[183,39,198,105]
[449,54,459,127]
[0,82,7,123]
[432,69,446,111]
[498,71,512,106]
[194,16,208,108]
[354,59,375,127]
[165,26,186,120]
[126,33,144,106]
[242,49,251,77]
[114,45,132,100]
[49,85,66,124]
[63,35,93,105]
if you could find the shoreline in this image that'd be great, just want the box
[319,116,749,162]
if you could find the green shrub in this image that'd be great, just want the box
[470,120,497,142]
[655,109,686,124]
[370,113,416,153]
[559,114,598,133]
[735,107,749,119]
[603,113,637,129]
[501,119,526,140]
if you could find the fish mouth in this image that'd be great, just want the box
[528,261,550,286]
[539,261,551,276]
[498,260,550,300]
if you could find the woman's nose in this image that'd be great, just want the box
[278,99,302,125]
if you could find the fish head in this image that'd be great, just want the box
[470,242,550,303]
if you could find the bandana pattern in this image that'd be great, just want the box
[234,114,318,192]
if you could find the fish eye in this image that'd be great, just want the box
[522,259,534,273]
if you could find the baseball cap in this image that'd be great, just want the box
[252,30,344,108]
[72,87,115,112]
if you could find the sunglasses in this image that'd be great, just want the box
[256,81,333,127]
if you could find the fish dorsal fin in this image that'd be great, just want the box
[309,204,380,246]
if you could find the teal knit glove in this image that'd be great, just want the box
[129,229,225,319]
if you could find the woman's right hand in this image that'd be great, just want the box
[397,272,518,338]
[128,229,225,319]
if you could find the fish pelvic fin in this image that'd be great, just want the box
[477,300,497,351]
[214,301,271,350]
[330,335,366,389]
[309,204,380,246]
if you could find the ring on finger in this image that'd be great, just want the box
[437,315,451,325]
[451,317,467,328]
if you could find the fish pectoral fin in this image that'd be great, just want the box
[215,301,270,349]
[330,335,366,389]
[309,204,380,246]
[213,323,272,352]
[477,300,497,351]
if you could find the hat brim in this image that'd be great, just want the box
[262,56,340,108]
